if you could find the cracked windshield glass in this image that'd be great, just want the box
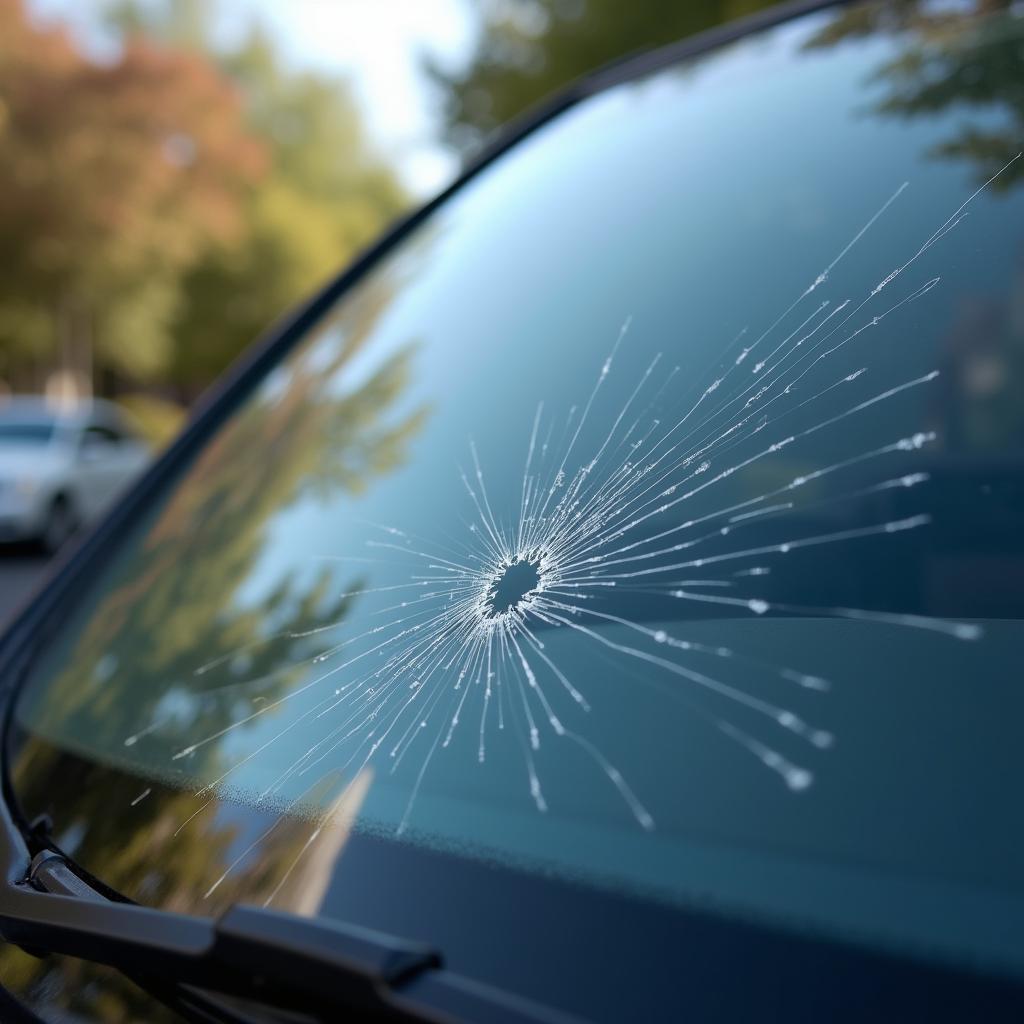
[9,0,1024,991]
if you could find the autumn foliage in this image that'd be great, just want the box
[0,0,405,405]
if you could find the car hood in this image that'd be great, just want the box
[0,445,66,478]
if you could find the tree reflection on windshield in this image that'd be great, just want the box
[4,268,430,1017]
[808,1,1024,189]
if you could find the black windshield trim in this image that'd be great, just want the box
[0,844,582,1023]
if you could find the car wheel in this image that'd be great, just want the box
[40,496,78,554]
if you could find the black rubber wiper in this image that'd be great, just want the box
[0,848,579,1024]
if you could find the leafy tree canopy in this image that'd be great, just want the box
[0,0,264,384]
[0,0,408,404]
[430,0,780,155]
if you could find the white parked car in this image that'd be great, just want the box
[0,397,150,551]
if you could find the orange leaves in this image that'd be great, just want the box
[0,0,265,311]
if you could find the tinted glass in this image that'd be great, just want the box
[7,2,1024,1018]
[0,421,55,444]
[81,425,122,446]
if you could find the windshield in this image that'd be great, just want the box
[0,420,55,445]
[7,2,1024,1019]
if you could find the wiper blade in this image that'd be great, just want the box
[0,850,579,1024]
[15,850,435,1021]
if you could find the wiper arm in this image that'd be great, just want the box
[13,850,435,1021]
[0,849,578,1024]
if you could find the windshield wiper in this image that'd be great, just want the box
[0,846,579,1024]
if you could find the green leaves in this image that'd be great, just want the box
[0,0,406,400]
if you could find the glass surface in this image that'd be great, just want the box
[0,422,56,444]
[7,2,1024,1018]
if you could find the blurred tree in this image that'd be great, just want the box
[104,4,409,400]
[170,30,408,398]
[430,0,781,155]
[105,0,212,50]
[0,0,264,389]
[0,0,408,402]
[806,0,1024,188]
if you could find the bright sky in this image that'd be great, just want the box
[27,0,477,198]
